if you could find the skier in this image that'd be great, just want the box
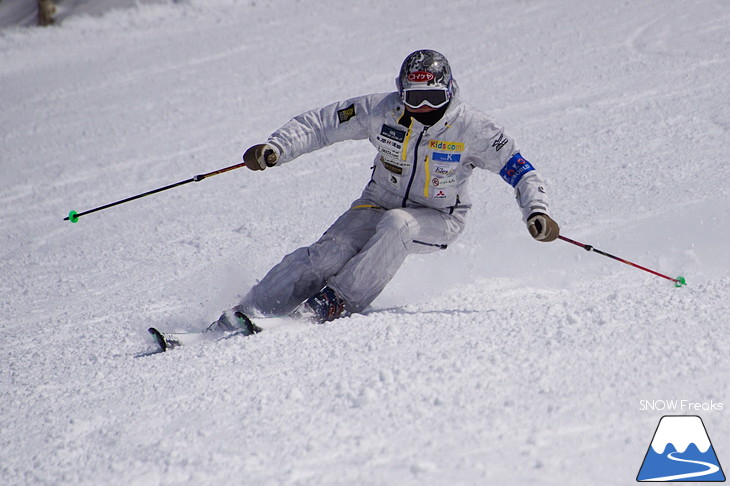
[212,49,559,331]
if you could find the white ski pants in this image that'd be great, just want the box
[239,201,466,316]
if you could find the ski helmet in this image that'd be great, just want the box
[397,49,453,108]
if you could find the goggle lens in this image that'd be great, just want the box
[402,89,449,109]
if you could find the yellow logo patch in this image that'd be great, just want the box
[337,104,356,123]
[428,140,464,152]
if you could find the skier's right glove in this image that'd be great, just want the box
[243,143,279,171]
[527,213,560,242]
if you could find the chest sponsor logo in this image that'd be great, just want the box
[432,151,461,163]
[433,165,456,176]
[376,135,402,150]
[380,124,406,143]
[428,140,465,152]
[381,159,403,175]
[431,177,457,187]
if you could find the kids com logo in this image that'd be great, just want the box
[637,415,725,482]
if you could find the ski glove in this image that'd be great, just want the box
[243,143,279,171]
[527,213,560,242]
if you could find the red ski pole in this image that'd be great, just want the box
[558,235,686,287]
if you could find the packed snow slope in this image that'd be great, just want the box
[0,0,177,28]
[2,1,729,485]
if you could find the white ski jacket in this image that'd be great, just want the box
[267,89,550,221]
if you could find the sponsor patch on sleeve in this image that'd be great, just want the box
[337,104,356,123]
[499,153,535,187]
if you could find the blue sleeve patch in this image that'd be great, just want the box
[499,153,535,187]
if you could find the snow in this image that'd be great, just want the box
[0,0,177,28]
[1,0,729,484]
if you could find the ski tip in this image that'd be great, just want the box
[234,312,263,335]
[148,327,168,351]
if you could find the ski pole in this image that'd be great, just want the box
[558,235,687,287]
[64,161,248,222]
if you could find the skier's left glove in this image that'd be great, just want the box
[243,143,279,171]
[527,213,559,242]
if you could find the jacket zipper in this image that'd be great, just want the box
[402,127,426,207]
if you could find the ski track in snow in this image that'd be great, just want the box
[1,0,729,485]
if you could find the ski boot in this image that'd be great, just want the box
[291,286,349,324]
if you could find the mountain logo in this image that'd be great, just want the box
[637,415,726,482]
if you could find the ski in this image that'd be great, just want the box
[137,312,262,357]
[148,327,184,352]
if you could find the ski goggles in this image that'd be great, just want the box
[402,88,450,109]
